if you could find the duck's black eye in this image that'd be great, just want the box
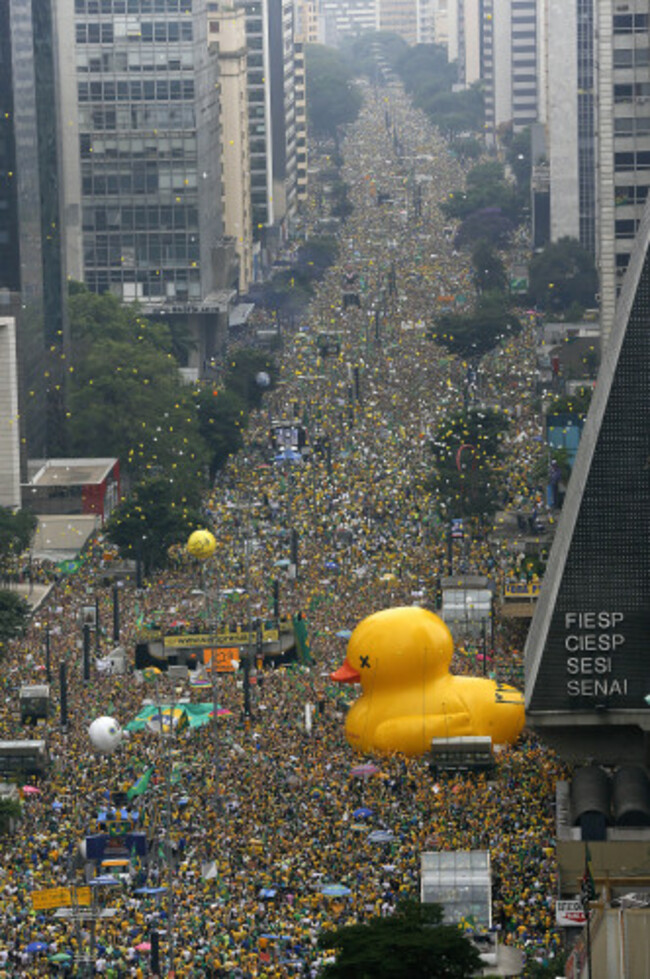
[360,655,370,669]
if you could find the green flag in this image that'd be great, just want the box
[127,766,154,801]
[582,843,596,901]
[292,613,314,665]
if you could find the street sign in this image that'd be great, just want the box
[32,886,91,910]
[556,900,587,927]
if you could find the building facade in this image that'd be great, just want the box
[1,0,69,466]
[241,0,298,264]
[545,0,650,344]
[321,0,378,46]
[524,197,650,765]
[61,0,228,308]
[209,6,254,293]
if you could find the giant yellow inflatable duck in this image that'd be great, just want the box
[331,606,525,756]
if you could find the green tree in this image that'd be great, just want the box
[433,292,522,358]
[296,236,339,280]
[0,797,21,835]
[0,508,38,561]
[528,237,599,313]
[429,408,509,521]
[317,900,481,979]
[0,591,30,654]
[223,348,277,410]
[442,161,522,225]
[305,44,362,136]
[471,240,508,294]
[68,288,174,362]
[195,388,248,478]
[455,208,514,249]
[105,476,203,574]
[68,339,207,491]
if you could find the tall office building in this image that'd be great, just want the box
[378,0,419,45]
[546,0,596,250]
[597,0,650,343]
[545,0,650,344]
[295,0,321,43]
[321,0,378,46]
[1,0,69,466]
[444,0,541,143]
[241,0,298,267]
[294,40,308,203]
[525,198,650,765]
[56,0,232,366]
[209,5,254,293]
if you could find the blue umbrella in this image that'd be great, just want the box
[353,807,373,819]
[335,629,352,639]
[325,561,339,570]
[26,942,49,954]
[259,887,277,898]
[320,884,351,897]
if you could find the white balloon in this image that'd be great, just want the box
[255,371,270,388]
[88,716,123,754]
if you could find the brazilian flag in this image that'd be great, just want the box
[57,557,84,575]
[292,613,314,665]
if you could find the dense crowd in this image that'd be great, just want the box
[0,81,567,977]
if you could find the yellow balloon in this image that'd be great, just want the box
[187,529,217,560]
[331,607,524,756]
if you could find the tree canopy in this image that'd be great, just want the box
[305,44,362,136]
[528,237,599,313]
[429,408,510,520]
[317,900,482,979]
[442,161,522,227]
[471,240,508,295]
[222,348,277,410]
[432,292,522,358]
[0,591,31,655]
[105,475,203,573]
[0,508,38,567]
[195,387,248,479]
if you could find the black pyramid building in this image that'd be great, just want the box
[525,203,650,765]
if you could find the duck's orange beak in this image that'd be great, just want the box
[330,660,361,684]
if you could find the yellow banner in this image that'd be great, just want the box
[504,582,540,599]
[164,629,279,648]
[32,886,91,910]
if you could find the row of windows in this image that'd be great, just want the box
[76,0,192,12]
[79,133,196,158]
[83,232,200,265]
[75,20,193,43]
[615,218,640,238]
[78,106,195,130]
[615,185,649,205]
[86,272,202,301]
[613,48,650,68]
[615,150,650,170]
[614,116,650,135]
[83,203,199,231]
[77,49,194,71]
[78,79,195,102]
[614,82,650,103]
[81,169,198,195]
[613,13,649,33]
